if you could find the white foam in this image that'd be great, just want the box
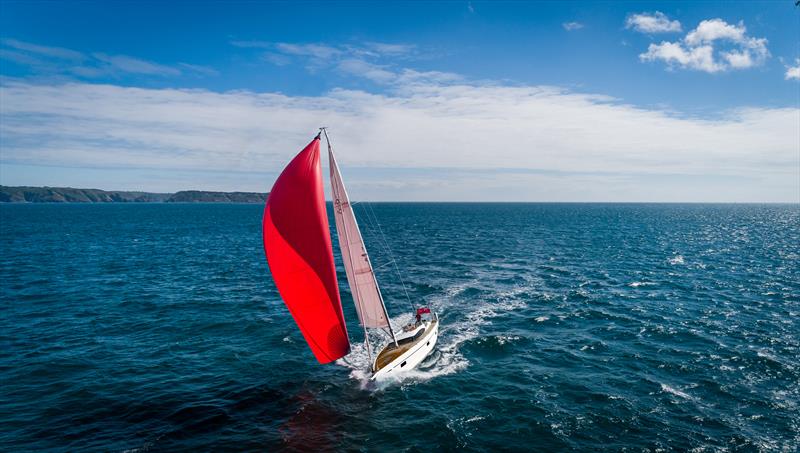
[660,383,692,400]
[668,255,685,265]
[443,281,472,298]
[335,278,530,389]
[335,312,471,390]
[756,350,777,361]
[535,316,549,322]
[628,281,655,288]
[496,335,521,345]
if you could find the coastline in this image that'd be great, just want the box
[0,186,269,203]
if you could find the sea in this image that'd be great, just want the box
[1,203,798,452]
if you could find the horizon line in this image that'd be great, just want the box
[1,185,797,204]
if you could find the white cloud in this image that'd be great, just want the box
[625,12,682,33]
[638,18,769,73]
[234,40,437,86]
[337,59,396,83]
[641,43,722,73]
[684,19,744,45]
[562,22,584,31]
[274,43,343,59]
[0,78,796,201]
[395,69,462,86]
[232,40,414,61]
[334,58,461,86]
[177,62,219,77]
[262,52,292,66]
[363,42,416,56]
[93,53,181,76]
[785,59,800,81]
[0,39,213,79]
[1,38,85,60]
[0,49,45,67]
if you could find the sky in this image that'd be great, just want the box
[0,1,798,202]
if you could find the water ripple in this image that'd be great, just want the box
[1,203,798,451]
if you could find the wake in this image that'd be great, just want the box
[335,279,529,390]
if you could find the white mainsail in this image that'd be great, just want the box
[326,134,391,330]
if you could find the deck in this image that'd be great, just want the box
[373,320,437,372]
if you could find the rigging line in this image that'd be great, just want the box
[363,206,395,269]
[355,203,394,268]
[361,200,416,314]
[357,205,403,298]
[353,202,402,302]
[355,216,400,282]
[373,259,396,272]
[358,202,398,266]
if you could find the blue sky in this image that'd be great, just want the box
[1,1,798,201]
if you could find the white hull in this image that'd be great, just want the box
[371,316,439,380]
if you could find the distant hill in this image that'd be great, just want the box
[0,186,268,203]
[165,190,268,203]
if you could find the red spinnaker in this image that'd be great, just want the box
[262,136,350,363]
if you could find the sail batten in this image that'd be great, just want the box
[327,138,391,330]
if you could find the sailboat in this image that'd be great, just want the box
[262,129,438,380]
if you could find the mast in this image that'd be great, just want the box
[328,132,374,362]
[323,128,399,349]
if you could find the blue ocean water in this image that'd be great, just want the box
[1,203,798,451]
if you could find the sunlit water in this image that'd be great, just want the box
[1,203,798,451]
